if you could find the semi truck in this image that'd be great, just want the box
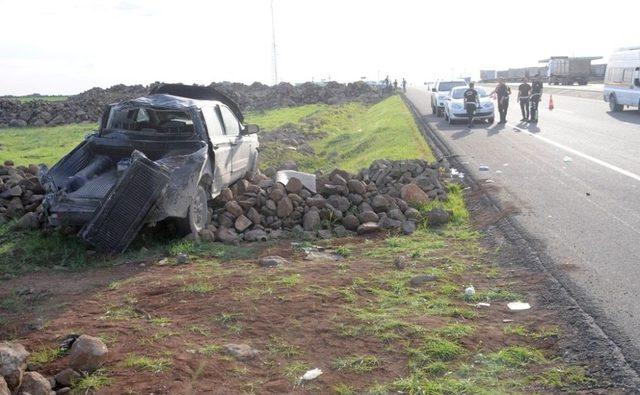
[540,56,602,85]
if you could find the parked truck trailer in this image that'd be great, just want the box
[541,56,602,86]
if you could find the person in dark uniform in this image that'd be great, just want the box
[517,78,531,122]
[393,79,398,92]
[490,78,511,124]
[530,75,543,123]
[463,82,480,128]
[402,78,407,93]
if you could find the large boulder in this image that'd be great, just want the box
[302,209,321,231]
[0,376,9,395]
[276,196,294,218]
[426,208,451,226]
[53,368,81,388]
[0,342,29,391]
[68,335,108,372]
[16,371,53,395]
[400,183,430,205]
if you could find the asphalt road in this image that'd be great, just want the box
[405,87,640,355]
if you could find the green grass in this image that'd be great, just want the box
[122,354,172,373]
[332,355,381,373]
[71,370,112,394]
[28,346,64,367]
[247,96,434,173]
[267,336,300,358]
[1,95,69,103]
[0,122,94,166]
[487,346,546,369]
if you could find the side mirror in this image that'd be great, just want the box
[431,88,437,92]
[243,124,259,134]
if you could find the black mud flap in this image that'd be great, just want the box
[79,152,170,254]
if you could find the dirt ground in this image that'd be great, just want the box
[0,202,625,394]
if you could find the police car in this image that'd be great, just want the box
[443,86,495,125]
[430,79,468,117]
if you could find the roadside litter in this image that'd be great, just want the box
[464,285,476,300]
[301,368,323,381]
[476,302,491,308]
[479,165,490,171]
[507,302,531,311]
[563,156,573,163]
[485,179,495,184]
[495,170,503,174]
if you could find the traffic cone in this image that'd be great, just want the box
[548,95,554,110]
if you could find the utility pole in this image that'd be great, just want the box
[270,0,278,85]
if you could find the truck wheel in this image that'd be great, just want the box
[488,117,494,124]
[609,95,623,112]
[436,107,442,117]
[176,184,210,236]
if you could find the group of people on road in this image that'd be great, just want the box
[462,75,543,127]
[384,76,407,93]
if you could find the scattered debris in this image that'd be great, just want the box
[479,165,490,171]
[586,192,591,197]
[507,302,531,311]
[495,170,503,174]
[175,253,190,265]
[485,179,495,184]
[304,250,342,262]
[409,275,438,287]
[224,344,259,360]
[464,285,476,299]
[301,368,323,381]
[394,255,408,270]
[503,319,514,323]
[563,156,573,163]
[258,256,290,268]
[476,302,491,308]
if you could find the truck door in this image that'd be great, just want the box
[204,106,234,190]
[219,105,249,182]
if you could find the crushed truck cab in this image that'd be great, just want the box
[39,83,259,253]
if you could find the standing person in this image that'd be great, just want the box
[530,75,543,123]
[402,78,407,93]
[393,79,398,92]
[490,78,511,124]
[463,82,480,128]
[517,78,531,122]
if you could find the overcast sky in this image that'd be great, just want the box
[0,0,637,95]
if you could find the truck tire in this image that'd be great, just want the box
[176,184,210,236]
[609,94,623,112]
[436,107,443,117]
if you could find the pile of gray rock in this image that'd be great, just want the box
[0,85,147,129]
[201,159,451,244]
[211,80,390,112]
[0,161,45,229]
[0,81,389,129]
[0,335,108,395]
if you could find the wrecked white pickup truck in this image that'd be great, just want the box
[39,83,259,254]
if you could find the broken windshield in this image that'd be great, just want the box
[105,107,195,136]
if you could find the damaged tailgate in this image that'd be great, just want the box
[79,151,170,254]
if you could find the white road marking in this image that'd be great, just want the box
[509,124,640,183]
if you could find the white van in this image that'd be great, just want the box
[603,47,640,111]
